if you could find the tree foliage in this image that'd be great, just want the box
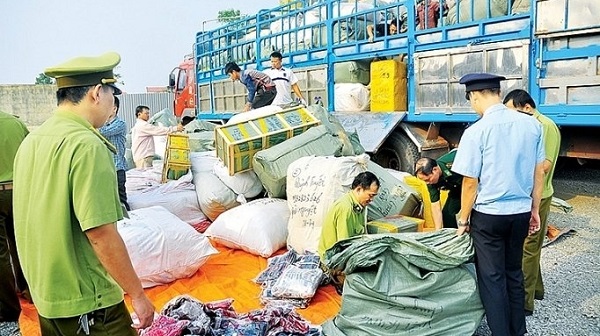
[218,9,241,23]
[35,73,55,85]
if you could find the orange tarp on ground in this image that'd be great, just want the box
[18,242,342,335]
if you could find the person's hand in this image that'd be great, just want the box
[243,102,252,112]
[529,211,541,235]
[130,294,155,330]
[456,225,470,236]
[368,36,374,43]
[176,123,184,132]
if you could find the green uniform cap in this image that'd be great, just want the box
[44,51,122,95]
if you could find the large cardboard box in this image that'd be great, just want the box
[367,215,424,234]
[215,106,320,175]
[370,59,408,111]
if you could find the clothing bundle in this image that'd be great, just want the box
[255,250,324,308]
[140,295,320,336]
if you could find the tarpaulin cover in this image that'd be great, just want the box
[18,243,341,335]
[322,230,484,336]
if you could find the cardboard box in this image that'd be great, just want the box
[215,106,320,175]
[367,215,424,234]
[370,59,408,112]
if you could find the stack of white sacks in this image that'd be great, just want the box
[119,106,421,289]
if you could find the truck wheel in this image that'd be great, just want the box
[372,132,420,174]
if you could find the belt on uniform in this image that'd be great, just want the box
[0,183,13,191]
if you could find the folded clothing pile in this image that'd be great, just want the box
[141,295,321,336]
[255,250,324,308]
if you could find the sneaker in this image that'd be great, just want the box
[0,321,22,336]
[525,309,533,316]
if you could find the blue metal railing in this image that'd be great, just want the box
[195,0,535,120]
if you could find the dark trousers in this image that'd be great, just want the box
[251,87,277,109]
[116,170,130,211]
[470,209,530,336]
[0,189,22,322]
[39,301,136,336]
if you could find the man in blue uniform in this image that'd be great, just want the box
[452,73,545,336]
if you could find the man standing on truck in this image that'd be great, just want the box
[414,149,461,230]
[452,73,544,336]
[0,111,28,335]
[224,62,277,112]
[263,51,307,106]
[131,105,183,169]
[13,52,155,334]
[99,96,130,210]
[503,89,561,316]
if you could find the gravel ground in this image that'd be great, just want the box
[474,160,600,335]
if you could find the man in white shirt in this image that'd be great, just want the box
[263,51,307,106]
[130,105,183,168]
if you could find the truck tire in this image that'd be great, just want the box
[372,132,420,174]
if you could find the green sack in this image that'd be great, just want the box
[307,105,360,156]
[366,161,422,221]
[187,131,215,152]
[322,230,484,336]
[253,125,344,198]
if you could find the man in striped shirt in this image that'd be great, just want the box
[99,96,130,210]
[225,62,277,112]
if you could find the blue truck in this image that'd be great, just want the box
[169,0,600,172]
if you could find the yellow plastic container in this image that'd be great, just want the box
[215,106,320,175]
[370,59,408,112]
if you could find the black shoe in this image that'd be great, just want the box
[525,309,533,316]
[535,293,544,300]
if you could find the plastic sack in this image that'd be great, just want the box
[270,265,324,299]
[322,230,484,336]
[117,206,217,288]
[148,108,178,127]
[366,161,422,220]
[128,172,207,226]
[252,125,344,198]
[205,198,290,257]
[213,161,264,201]
[193,171,240,221]
[190,151,220,175]
[334,83,370,112]
[286,154,369,253]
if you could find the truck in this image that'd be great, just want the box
[169,0,600,173]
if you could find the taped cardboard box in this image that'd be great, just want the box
[367,215,423,234]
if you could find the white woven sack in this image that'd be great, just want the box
[205,198,290,257]
[117,206,217,288]
[193,171,239,221]
[213,161,264,202]
[190,151,219,175]
[286,154,370,253]
[128,173,206,225]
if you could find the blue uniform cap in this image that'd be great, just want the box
[459,73,506,92]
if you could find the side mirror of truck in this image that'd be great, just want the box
[168,73,176,88]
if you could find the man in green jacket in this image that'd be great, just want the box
[415,149,462,230]
[13,52,155,335]
[504,89,561,315]
[0,111,28,335]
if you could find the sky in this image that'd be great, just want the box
[0,0,278,93]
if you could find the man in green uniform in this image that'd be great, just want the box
[414,149,462,230]
[13,52,154,335]
[504,89,561,315]
[318,171,380,259]
[0,111,28,335]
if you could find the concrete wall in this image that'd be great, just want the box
[0,85,175,130]
[0,85,56,127]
